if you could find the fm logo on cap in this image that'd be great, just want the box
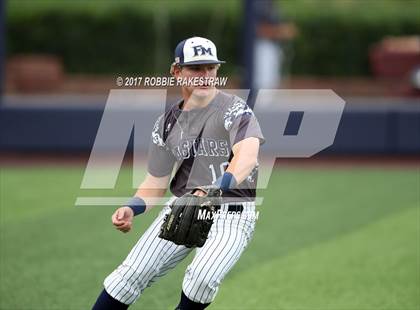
[192,45,213,57]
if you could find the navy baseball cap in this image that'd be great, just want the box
[174,36,226,66]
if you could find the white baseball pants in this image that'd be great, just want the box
[103,197,256,305]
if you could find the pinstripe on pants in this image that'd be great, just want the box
[103,198,256,305]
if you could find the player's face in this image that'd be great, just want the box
[179,64,219,97]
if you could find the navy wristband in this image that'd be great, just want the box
[214,172,237,192]
[126,197,146,216]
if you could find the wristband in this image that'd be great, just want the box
[214,172,237,192]
[126,196,146,216]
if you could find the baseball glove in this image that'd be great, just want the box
[159,186,222,248]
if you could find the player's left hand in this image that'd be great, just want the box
[158,186,222,247]
[112,207,134,233]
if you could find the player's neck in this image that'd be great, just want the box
[181,89,217,111]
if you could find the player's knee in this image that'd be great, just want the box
[103,263,155,304]
[183,275,219,304]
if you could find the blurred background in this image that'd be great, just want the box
[1,0,419,154]
[0,1,419,309]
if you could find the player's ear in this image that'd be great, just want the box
[170,63,176,76]
[170,63,181,77]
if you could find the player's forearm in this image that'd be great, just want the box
[134,187,167,211]
[128,173,170,214]
[225,153,258,185]
[225,137,259,185]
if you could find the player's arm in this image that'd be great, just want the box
[134,173,171,209]
[203,98,264,194]
[225,137,260,184]
[112,110,176,232]
[112,173,170,233]
[194,137,260,197]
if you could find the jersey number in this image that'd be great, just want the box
[209,162,229,183]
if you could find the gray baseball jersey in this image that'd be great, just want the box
[147,90,265,201]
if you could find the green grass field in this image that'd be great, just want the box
[0,165,419,310]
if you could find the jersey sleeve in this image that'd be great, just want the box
[223,97,265,147]
[147,114,176,177]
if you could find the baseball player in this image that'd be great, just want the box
[92,36,265,310]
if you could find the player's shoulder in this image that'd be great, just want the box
[215,91,253,130]
[151,114,166,147]
[151,105,177,147]
[214,90,246,108]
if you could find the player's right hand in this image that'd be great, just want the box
[112,207,134,233]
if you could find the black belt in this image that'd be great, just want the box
[214,204,244,213]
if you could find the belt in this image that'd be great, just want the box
[214,204,244,213]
